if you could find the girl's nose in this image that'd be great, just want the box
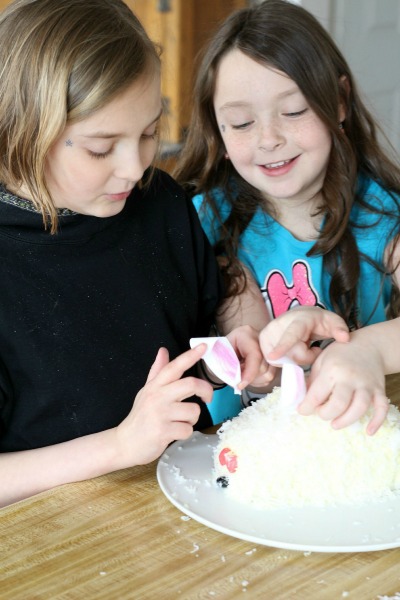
[114,149,145,183]
[258,120,284,152]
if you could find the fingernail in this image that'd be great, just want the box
[193,343,207,353]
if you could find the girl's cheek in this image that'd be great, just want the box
[230,139,252,160]
[143,141,158,168]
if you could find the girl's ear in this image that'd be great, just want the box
[338,74,350,123]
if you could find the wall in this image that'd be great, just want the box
[302,0,400,155]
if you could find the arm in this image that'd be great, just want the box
[214,264,275,390]
[299,237,400,435]
[0,344,212,507]
[215,264,271,334]
[300,318,400,435]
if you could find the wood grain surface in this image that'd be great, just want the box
[1,373,400,600]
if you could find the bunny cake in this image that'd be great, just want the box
[214,387,400,509]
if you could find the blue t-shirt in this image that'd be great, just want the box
[193,176,399,326]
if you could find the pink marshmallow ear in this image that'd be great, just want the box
[280,363,306,408]
[268,356,306,408]
[213,339,239,381]
[190,337,241,393]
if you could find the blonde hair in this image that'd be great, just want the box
[0,0,160,232]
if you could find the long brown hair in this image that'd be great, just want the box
[174,0,400,327]
[0,0,160,233]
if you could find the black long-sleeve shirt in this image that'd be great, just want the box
[0,170,222,451]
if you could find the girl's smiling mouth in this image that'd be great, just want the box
[265,158,292,169]
[260,156,299,175]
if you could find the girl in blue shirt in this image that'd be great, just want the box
[174,0,400,432]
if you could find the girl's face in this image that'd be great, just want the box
[45,72,162,217]
[213,49,333,213]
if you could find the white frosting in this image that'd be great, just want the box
[214,387,400,508]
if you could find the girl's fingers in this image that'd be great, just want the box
[167,421,197,442]
[327,388,370,427]
[331,326,351,343]
[238,351,264,388]
[146,347,170,382]
[261,310,350,360]
[300,383,389,435]
[285,342,321,365]
[239,361,275,390]
[298,377,333,415]
[366,393,390,435]
[170,399,201,425]
[146,343,207,386]
[261,321,309,358]
[165,376,214,405]
[315,384,354,421]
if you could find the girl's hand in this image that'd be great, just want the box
[226,325,275,389]
[116,344,213,466]
[299,340,389,435]
[260,306,350,365]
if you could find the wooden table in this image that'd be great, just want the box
[2,374,400,600]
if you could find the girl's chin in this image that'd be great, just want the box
[91,202,127,218]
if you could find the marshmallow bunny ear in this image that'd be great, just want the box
[190,337,241,394]
[268,356,306,409]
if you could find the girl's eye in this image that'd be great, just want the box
[88,149,112,160]
[232,121,254,130]
[141,128,159,141]
[142,121,160,140]
[283,108,308,117]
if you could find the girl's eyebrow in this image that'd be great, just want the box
[80,132,118,139]
[219,101,251,111]
[79,108,163,139]
[219,88,301,112]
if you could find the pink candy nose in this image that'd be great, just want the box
[219,447,238,473]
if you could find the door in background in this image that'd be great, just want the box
[128,0,247,148]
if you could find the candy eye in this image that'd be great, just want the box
[216,476,229,488]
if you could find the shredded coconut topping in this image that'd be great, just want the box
[214,387,400,508]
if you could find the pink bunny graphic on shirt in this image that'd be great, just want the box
[262,261,322,317]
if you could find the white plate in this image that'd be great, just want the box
[157,432,400,553]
